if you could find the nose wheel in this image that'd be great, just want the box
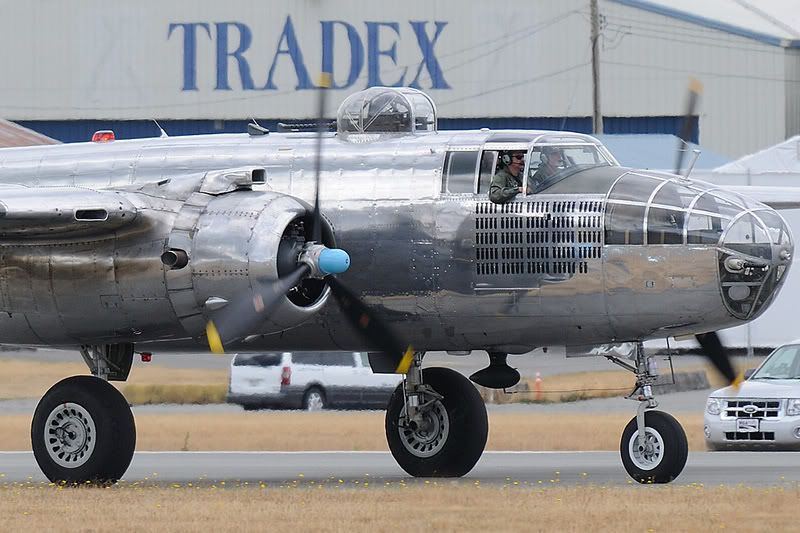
[606,342,689,483]
[620,410,687,483]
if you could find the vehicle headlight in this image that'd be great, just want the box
[786,399,800,416]
[706,397,722,415]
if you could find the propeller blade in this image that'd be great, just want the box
[311,72,331,244]
[305,74,413,373]
[673,78,703,175]
[327,276,415,373]
[207,265,310,353]
[695,331,741,386]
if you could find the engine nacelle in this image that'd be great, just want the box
[164,190,330,341]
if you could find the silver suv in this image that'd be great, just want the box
[227,351,402,411]
[705,341,800,450]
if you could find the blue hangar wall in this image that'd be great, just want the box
[19,116,699,144]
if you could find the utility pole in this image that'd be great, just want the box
[590,0,603,134]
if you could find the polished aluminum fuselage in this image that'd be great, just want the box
[0,130,785,353]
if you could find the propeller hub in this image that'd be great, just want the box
[319,247,351,275]
[298,243,351,277]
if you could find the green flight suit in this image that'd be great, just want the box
[489,167,522,204]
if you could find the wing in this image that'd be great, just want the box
[0,185,138,238]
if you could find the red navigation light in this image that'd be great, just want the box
[91,130,115,143]
[140,352,152,362]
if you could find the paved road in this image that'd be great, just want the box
[1,450,798,487]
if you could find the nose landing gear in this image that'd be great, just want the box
[607,342,688,483]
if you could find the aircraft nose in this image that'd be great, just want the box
[718,205,793,319]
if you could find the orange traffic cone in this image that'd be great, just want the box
[534,372,543,401]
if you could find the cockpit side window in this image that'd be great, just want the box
[477,151,498,194]
[441,150,479,194]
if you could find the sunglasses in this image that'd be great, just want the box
[512,155,525,161]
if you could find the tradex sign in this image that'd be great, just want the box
[168,16,451,92]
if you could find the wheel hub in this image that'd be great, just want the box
[629,428,664,470]
[44,403,97,468]
[398,400,449,458]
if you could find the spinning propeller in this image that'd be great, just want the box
[206,74,415,374]
[673,79,740,387]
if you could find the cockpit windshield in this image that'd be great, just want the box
[529,142,616,193]
[751,344,800,380]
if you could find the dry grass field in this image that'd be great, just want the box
[0,484,796,532]
[0,355,714,451]
[1,357,790,532]
[0,354,721,404]
[0,411,708,451]
[0,358,227,401]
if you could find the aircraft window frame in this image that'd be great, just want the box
[529,143,614,193]
[645,181,692,245]
[481,141,532,196]
[604,200,646,245]
[441,148,481,195]
[477,150,499,194]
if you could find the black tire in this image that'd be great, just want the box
[31,375,136,485]
[303,387,327,411]
[385,367,488,477]
[620,410,688,484]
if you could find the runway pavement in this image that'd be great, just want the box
[1,450,799,487]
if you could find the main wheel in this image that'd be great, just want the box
[31,375,136,485]
[303,387,327,411]
[620,410,688,484]
[385,367,488,477]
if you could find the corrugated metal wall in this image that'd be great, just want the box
[0,0,795,157]
[602,1,792,157]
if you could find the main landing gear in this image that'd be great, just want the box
[607,342,688,483]
[385,352,488,477]
[31,344,137,484]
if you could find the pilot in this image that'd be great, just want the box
[531,146,564,192]
[489,151,527,204]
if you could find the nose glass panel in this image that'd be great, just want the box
[719,208,793,319]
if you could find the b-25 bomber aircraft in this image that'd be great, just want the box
[0,85,793,485]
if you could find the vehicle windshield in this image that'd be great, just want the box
[751,344,800,379]
[529,143,615,192]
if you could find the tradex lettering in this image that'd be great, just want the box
[168,16,451,92]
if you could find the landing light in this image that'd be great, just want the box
[92,130,115,143]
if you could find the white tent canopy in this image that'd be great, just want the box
[714,135,800,174]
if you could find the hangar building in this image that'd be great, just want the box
[0,0,797,158]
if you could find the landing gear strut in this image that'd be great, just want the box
[31,344,137,484]
[606,342,688,483]
[385,352,488,477]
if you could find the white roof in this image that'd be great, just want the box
[714,136,800,174]
[615,0,800,46]
[0,119,59,148]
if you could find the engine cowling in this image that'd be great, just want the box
[164,189,331,341]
